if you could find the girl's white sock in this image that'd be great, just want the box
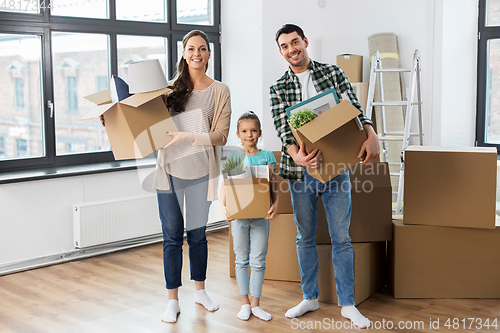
[251,306,272,321]
[194,289,219,311]
[161,299,180,323]
[237,304,251,320]
[285,299,319,318]
[341,305,371,329]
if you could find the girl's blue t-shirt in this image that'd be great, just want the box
[229,149,276,167]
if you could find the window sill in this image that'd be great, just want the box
[0,158,156,185]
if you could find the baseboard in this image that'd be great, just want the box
[0,221,229,276]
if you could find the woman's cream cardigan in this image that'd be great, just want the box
[152,80,232,201]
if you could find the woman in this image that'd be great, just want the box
[153,30,231,323]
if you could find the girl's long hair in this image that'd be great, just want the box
[166,30,211,113]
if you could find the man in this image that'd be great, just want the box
[269,24,379,329]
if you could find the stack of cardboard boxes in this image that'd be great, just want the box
[229,152,393,306]
[389,146,500,298]
[337,54,368,111]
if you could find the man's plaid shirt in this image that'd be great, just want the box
[269,59,373,181]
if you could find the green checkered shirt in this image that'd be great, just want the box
[269,59,373,181]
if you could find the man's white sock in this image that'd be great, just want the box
[194,289,219,311]
[285,299,319,318]
[161,299,180,323]
[341,305,371,329]
[251,306,272,321]
[237,304,251,321]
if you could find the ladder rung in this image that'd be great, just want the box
[391,191,398,195]
[371,101,408,106]
[378,137,404,141]
[390,172,400,177]
[388,162,400,166]
[375,68,411,73]
[384,132,422,136]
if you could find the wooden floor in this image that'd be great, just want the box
[1,228,499,333]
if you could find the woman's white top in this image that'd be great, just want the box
[164,82,215,179]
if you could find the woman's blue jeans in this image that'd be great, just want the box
[156,174,211,290]
[288,170,355,306]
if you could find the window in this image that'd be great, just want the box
[0,136,5,158]
[0,0,221,174]
[15,77,24,109]
[477,0,500,150]
[66,76,78,113]
[96,76,108,92]
[16,138,27,157]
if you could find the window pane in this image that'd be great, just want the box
[52,32,111,156]
[0,0,39,14]
[51,0,108,19]
[485,39,500,143]
[0,34,44,161]
[177,40,214,79]
[177,0,213,26]
[116,0,166,22]
[117,35,168,81]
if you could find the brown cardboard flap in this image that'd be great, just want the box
[84,89,112,106]
[79,102,117,120]
[120,87,171,108]
[297,100,361,143]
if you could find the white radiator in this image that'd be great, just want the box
[73,195,161,248]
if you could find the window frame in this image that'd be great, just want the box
[477,0,500,151]
[0,0,222,176]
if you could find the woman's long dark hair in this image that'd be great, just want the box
[166,30,211,113]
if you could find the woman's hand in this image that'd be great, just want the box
[163,132,195,148]
[220,203,233,222]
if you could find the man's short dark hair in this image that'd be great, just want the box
[275,24,305,46]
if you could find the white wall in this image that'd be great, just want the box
[0,169,152,265]
[0,0,481,268]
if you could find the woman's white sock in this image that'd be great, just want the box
[237,304,251,320]
[251,306,272,321]
[161,299,180,323]
[285,299,319,318]
[341,305,371,329]
[194,289,219,311]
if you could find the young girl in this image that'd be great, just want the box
[220,111,279,321]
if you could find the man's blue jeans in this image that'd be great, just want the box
[156,174,211,290]
[289,170,355,306]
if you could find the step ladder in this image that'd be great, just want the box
[365,49,424,215]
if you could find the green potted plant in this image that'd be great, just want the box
[222,154,247,178]
[289,107,316,129]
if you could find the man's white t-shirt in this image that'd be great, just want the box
[295,70,318,101]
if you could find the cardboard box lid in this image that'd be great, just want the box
[84,89,112,106]
[80,87,171,120]
[406,146,497,154]
[337,54,362,59]
[120,87,170,108]
[79,102,118,120]
[296,100,361,143]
